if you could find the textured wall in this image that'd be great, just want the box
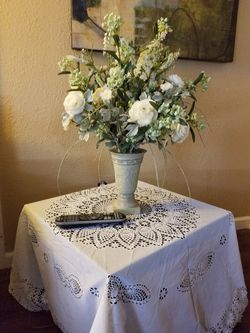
[0,0,250,251]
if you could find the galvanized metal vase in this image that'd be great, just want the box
[111,149,146,215]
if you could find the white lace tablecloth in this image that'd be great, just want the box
[9,181,248,333]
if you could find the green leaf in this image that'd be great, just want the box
[105,50,122,64]
[73,114,82,124]
[58,71,71,75]
[85,104,93,112]
[85,89,93,103]
[113,34,120,47]
[117,89,129,103]
[189,92,197,101]
[179,118,187,126]
[193,72,204,85]
[153,21,158,36]
[95,74,104,87]
[190,127,196,143]
[133,132,145,143]
[100,108,111,121]
[139,92,147,100]
[66,88,84,93]
[123,61,133,74]
[105,141,116,148]
[152,92,163,102]
[149,101,159,110]
[188,101,196,115]
[126,124,139,137]
[111,107,120,118]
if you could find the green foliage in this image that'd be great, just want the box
[59,13,210,153]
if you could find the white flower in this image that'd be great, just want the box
[168,74,184,88]
[171,124,190,143]
[128,99,158,127]
[99,86,112,103]
[66,55,81,62]
[63,91,85,116]
[59,14,209,153]
[107,67,125,88]
[93,86,112,104]
[66,54,88,65]
[160,81,173,92]
[156,17,172,41]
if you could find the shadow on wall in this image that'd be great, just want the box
[0,97,21,252]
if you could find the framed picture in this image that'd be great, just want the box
[72,0,239,62]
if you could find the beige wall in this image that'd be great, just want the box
[0,0,250,251]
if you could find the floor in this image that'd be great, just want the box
[0,229,249,332]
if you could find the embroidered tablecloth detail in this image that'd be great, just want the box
[45,184,199,249]
[9,182,248,333]
[208,287,248,333]
[55,265,83,298]
[9,274,48,311]
[177,252,215,292]
[90,275,151,305]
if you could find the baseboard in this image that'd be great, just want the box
[235,216,250,230]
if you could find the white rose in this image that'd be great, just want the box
[168,74,184,88]
[63,91,85,116]
[160,81,173,92]
[171,124,190,143]
[128,99,158,127]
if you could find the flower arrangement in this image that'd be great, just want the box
[58,13,209,153]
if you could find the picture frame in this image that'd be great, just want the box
[71,0,239,62]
